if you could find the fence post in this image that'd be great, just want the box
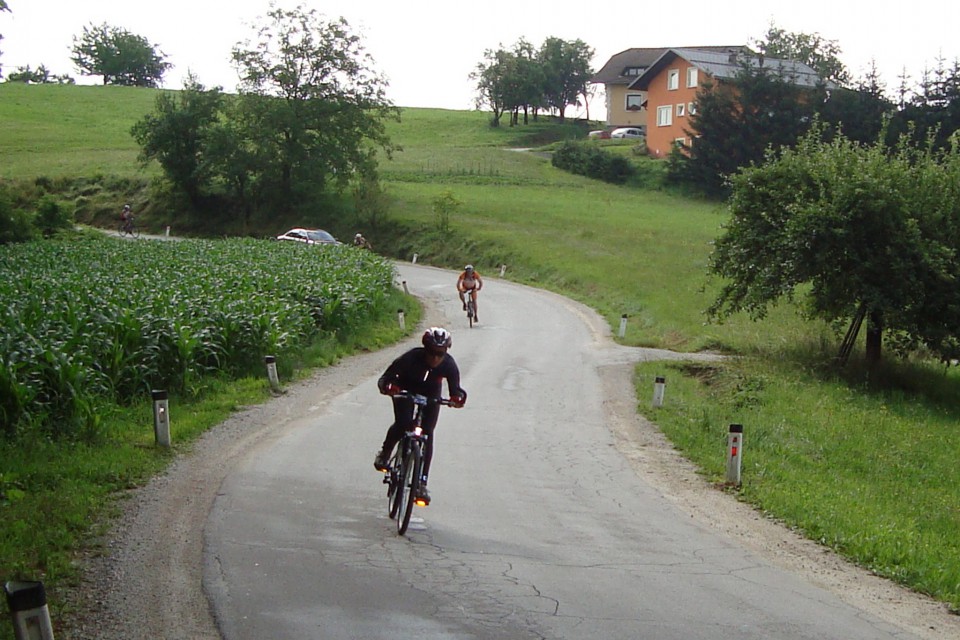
[151,389,170,447]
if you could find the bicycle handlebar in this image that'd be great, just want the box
[392,391,456,406]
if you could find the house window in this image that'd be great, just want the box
[688,102,697,115]
[657,105,673,127]
[676,103,686,117]
[625,94,644,111]
[686,67,698,88]
[623,66,644,76]
[667,69,680,90]
[674,137,686,147]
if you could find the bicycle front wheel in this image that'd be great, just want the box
[387,451,403,519]
[397,445,422,535]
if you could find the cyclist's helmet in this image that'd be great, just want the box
[422,326,452,350]
[464,265,474,272]
[123,204,131,211]
[355,233,362,238]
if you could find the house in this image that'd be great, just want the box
[589,46,749,130]
[628,47,830,158]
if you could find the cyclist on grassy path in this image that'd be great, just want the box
[457,265,483,322]
[374,327,466,505]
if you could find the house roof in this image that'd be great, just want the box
[589,45,750,85]
[628,48,832,90]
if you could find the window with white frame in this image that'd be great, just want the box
[667,69,679,90]
[625,94,644,111]
[656,105,673,127]
[688,101,697,115]
[674,137,686,147]
[686,67,698,88]
[676,103,686,117]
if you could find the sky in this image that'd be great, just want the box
[2,0,959,120]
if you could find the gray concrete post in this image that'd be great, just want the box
[151,389,170,447]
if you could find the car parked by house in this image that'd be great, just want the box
[588,129,611,139]
[276,228,341,245]
[610,127,645,139]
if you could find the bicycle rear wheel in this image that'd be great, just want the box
[397,445,422,535]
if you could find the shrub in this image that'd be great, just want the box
[551,141,635,184]
[34,196,74,237]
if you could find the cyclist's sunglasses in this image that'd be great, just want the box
[425,348,447,359]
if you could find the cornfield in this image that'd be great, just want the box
[0,236,396,439]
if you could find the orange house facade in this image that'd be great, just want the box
[635,55,703,157]
[630,48,828,158]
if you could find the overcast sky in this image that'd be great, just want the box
[2,0,958,119]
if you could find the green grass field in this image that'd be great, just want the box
[2,82,959,624]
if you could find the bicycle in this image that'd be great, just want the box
[117,218,141,239]
[384,392,453,535]
[463,289,478,328]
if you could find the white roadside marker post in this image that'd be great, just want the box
[398,309,406,331]
[264,355,281,393]
[726,424,744,486]
[652,376,666,407]
[152,389,171,447]
[618,314,628,338]
[5,580,55,640]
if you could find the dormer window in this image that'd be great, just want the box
[622,66,644,77]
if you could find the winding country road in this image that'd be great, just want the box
[67,262,959,640]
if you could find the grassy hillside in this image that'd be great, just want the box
[2,83,959,616]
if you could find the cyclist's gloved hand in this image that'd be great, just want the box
[383,383,402,396]
[449,395,465,408]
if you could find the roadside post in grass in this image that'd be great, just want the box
[726,424,743,486]
[618,314,627,338]
[412,253,418,263]
[398,309,406,331]
[5,580,55,640]
[652,376,666,407]
[500,264,506,277]
[264,356,281,393]
[402,280,409,294]
[151,389,171,447]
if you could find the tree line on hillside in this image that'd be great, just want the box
[470,37,595,126]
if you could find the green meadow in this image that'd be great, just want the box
[1,81,959,636]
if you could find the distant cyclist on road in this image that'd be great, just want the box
[353,232,373,250]
[457,265,483,322]
[120,204,134,233]
[373,327,467,505]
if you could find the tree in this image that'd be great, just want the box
[470,46,514,127]
[888,56,960,151]
[707,125,960,366]
[753,23,850,87]
[130,75,225,204]
[537,37,594,122]
[230,4,398,204]
[817,61,894,144]
[7,64,75,84]
[71,23,171,87]
[668,61,820,197]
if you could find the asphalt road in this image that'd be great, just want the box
[201,263,928,640]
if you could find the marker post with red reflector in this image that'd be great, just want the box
[726,424,743,486]
[652,376,666,407]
